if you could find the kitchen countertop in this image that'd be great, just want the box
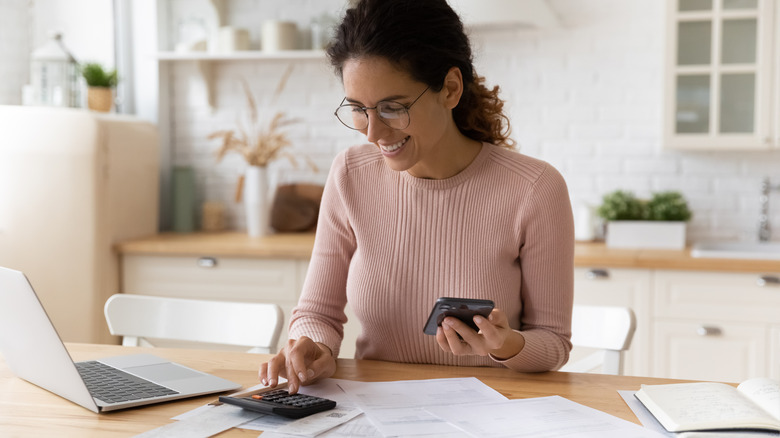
[115,232,780,273]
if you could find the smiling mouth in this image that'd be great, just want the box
[379,136,410,153]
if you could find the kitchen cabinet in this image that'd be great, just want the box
[574,266,780,380]
[652,269,780,381]
[663,0,778,150]
[771,327,780,380]
[121,253,360,358]
[573,267,652,376]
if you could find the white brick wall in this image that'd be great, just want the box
[3,0,779,241]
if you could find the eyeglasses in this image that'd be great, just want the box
[334,86,430,131]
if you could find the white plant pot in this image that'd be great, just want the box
[605,221,687,250]
[244,166,270,237]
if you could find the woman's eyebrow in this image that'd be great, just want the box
[345,94,409,105]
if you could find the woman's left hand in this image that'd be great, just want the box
[435,308,525,360]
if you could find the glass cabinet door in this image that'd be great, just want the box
[664,0,774,149]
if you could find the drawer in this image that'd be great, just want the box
[122,254,305,304]
[771,327,780,381]
[654,270,780,323]
[653,319,768,381]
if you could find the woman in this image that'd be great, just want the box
[260,0,574,394]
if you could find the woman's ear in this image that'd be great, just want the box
[441,66,464,110]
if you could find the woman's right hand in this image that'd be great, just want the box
[258,336,337,394]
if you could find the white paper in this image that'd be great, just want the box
[335,377,507,437]
[737,378,780,420]
[263,412,474,438]
[134,404,263,438]
[425,395,667,438]
[273,406,363,437]
[172,404,216,422]
[261,414,380,438]
[336,377,506,409]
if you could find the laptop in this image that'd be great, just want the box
[0,266,242,413]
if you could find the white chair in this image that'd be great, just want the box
[559,305,637,375]
[104,294,284,354]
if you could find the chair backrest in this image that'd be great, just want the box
[104,294,283,354]
[559,305,637,375]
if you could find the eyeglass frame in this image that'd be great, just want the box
[333,86,430,131]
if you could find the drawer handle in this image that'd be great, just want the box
[586,269,609,280]
[756,275,780,287]
[696,326,722,337]
[197,257,218,268]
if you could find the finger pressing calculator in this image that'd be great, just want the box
[219,389,337,419]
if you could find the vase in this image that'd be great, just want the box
[87,86,113,112]
[605,221,687,249]
[171,166,196,233]
[244,165,270,237]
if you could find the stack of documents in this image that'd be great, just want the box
[162,377,667,438]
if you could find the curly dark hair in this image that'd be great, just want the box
[326,0,514,149]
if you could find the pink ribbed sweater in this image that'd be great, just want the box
[289,142,574,372]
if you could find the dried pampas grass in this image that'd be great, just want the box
[209,65,317,171]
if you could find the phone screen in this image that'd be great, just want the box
[423,297,495,335]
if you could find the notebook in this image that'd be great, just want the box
[0,266,241,413]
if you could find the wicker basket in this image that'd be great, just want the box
[87,87,113,112]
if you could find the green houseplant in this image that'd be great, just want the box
[597,190,692,249]
[81,62,117,112]
[596,190,645,221]
[645,191,692,221]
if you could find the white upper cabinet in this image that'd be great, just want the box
[448,0,561,29]
[663,0,776,150]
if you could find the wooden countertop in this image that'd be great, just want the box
[116,232,780,273]
[115,232,316,259]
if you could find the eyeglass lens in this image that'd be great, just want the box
[335,101,409,130]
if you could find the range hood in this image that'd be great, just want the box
[449,0,561,29]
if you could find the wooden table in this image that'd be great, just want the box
[0,343,689,437]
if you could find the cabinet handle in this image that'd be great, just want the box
[696,325,722,336]
[756,275,780,287]
[585,269,610,280]
[197,257,218,268]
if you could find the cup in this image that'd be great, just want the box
[261,20,298,52]
[574,203,596,241]
[217,26,250,52]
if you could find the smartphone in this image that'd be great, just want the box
[423,297,495,335]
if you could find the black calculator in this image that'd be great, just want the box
[219,389,337,419]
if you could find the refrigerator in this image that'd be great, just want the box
[0,105,159,344]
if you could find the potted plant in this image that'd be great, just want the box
[81,62,117,112]
[597,190,692,249]
[208,66,316,237]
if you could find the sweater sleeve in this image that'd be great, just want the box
[287,152,356,357]
[493,163,574,371]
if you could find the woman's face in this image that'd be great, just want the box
[341,56,455,176]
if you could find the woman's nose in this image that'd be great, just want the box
[364,111,391,143]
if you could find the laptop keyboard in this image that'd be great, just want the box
[75,361,179,404]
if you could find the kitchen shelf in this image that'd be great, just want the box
[154,50,327,110]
